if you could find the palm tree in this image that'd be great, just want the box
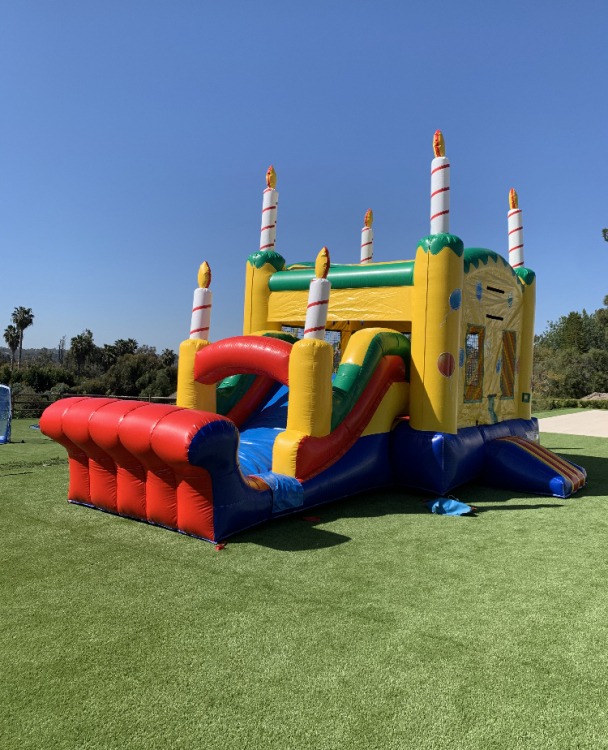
[3,324,20,369]
[11,306,34,369]
[70,329,96,375]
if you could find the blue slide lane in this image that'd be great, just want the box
[237,385,289,475]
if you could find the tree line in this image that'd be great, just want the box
[3,295,607,404]
[2,312,177,400]
[533,295,608,399]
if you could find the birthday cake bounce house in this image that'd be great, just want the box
[40,132,586,543]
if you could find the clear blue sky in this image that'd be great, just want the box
[2,1,607,353]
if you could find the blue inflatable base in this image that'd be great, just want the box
[191,412,583,540]
[391,418,541,495]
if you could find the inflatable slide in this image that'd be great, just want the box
[40,328,412,541]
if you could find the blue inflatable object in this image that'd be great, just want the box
[426,497,475,515]
[483,436,587,498]
[0,385,11,445]
[391,418,535,494]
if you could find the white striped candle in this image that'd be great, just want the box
[190,261,212,340]
[430,130,450,234]
[260,165,279,252]
[304,247,331,340]
[508,188,524,268]
[360,208,374,263]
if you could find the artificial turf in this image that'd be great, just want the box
[1,419,608,749]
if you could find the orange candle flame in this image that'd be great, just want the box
[266,165,277,189]
[364,208,374,228]
[509,188,519,210]
[433,130,445,158]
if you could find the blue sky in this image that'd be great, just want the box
[2,1,607,353]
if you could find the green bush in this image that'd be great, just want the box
[586,399,608,409]
[533,396,608,412]
[74,377,110,395]
[22,365,75,393]
[49,382,73,399]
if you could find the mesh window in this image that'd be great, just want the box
[501,331,516,398]
[282,326,341,371]
[464,325,484,402]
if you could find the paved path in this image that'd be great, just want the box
[537,410,608,438]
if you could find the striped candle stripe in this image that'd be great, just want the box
[430,156,450,233]
[303,278,331,339]
[190,287,212,340]
[508,206,524,268]
[260,186,279,252]
[360,226,374,263]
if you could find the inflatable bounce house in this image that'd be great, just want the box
[40,132,586,543]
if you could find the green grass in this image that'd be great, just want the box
[2,420,608,749]
[0,417,67,470]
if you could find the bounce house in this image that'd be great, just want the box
[40,133,586,543]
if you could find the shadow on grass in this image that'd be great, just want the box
[475,503,564,512]
[233,520,352,551]
[44,449,604,552]
[232,469,599,550]
[551,452,608,499]
[233,489,443,551]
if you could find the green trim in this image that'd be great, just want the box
[216,373,256,415]
[332,363,360,394]
[462,248,536,286]
[331,331,410,431]
[514,267,536,286]
[417,234,464,257]
[262,331,300,345]
[269,261,414,291]
[246,250,286,271]
[463,247,515,276]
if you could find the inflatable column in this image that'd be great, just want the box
[410,233,464,434]
[243,167,285,334]
[260,166,279,252]
[303,247,331,339]
[177,262,217,412]
[430,130,450,234]
[360,209,374,263]
[508,189,524,269]
[243,251,285,334]
[189,261,212,340]
[515,267,536,420]
[273,248,333,477]
[410,132,462,433]
[508,190,535,418]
